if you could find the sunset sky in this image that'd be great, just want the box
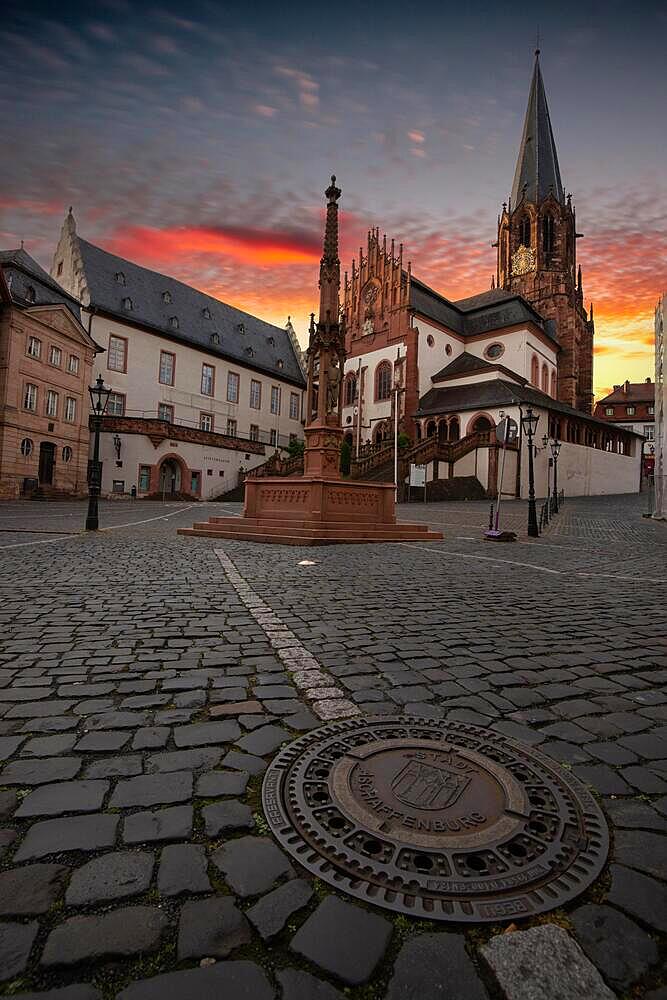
[2,0,665,398]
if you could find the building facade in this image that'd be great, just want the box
[51,211,306,499]
[593,379,655,441]
[0,249,98,499]
[653,296,665,518]
[336,52,640,500]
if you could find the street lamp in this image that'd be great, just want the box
[521,406,540,537]
[550,438,561,513]
[86,375,112,531]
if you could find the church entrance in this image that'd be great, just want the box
[38,442,56,485]
[159,458,181,496]
[471,416,493,434]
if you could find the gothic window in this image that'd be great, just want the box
[541,364,549,393]
[518,215,531,247]
[375,361,392,401]
[550,371,557,397]
[448,418,460,441]
[344,373,357,406]
[542,214,555,257]
[531,355,539,385]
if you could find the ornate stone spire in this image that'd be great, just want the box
[318,175,342,325]
[511,50,564,206]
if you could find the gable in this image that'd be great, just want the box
[22,304,99,352]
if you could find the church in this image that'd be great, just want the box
[340,52,640,499]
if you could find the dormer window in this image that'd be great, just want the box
[169,316,179,329]
[267,335,275,346]
[25,285,36,303]
[276,359,284,370]
[162,291,172,303]
[245,346,254,357]
[210,332,220,346]
[237,322,245,334]
[202,307,211,319]
[115,272,126,285]
[123,297,133,311]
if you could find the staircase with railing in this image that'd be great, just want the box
[229,429,508,499]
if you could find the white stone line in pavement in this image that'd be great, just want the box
[214,548,359,721]
[400,543,564,575]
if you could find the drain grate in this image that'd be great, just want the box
[262,716,609,922]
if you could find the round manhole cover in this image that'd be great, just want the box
[262,717,609,922]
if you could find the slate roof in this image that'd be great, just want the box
[596,381,655,405]
[408,276,557,343]
[75,238,306,388]
[416,377,643,435]
[0,249,82,320]
[511,53,564,206]
[431,351,527,384]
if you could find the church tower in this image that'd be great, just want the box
[497,51,594,413]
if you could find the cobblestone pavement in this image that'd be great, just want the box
[0,494,665,999]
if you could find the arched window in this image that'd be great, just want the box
[518,215,531,247]
[448,418,460,441]
[531,355,539,385]
[344,373,357,407]
[426,420,437,438]
[550,370,557,397]
[542,214,555,256]
[541,364,549,393]
[375,361,392,401]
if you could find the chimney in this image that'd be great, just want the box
[624,380,630,393]
[646,376,652,383]
[613,385,621,391]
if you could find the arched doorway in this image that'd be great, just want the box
[159,458,181,495]
[373,422,390,446]
[471,415,493,434]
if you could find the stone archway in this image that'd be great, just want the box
[157,453,189,496]
[468,413,495,435]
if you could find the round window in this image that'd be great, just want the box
[62,446,73,463]
[20,438,33,457]
[426,334,435,347]
[484,342,505,360]
[445,344,453,356]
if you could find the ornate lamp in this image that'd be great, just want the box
[520,406,540,537]
[86,376,112,531]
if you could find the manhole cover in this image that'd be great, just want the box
[262,716,609,922]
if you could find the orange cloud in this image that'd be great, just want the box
[104,224,321,268]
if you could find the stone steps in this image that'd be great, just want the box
[178,517,443,546]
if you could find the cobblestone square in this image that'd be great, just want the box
[0,494,664,999]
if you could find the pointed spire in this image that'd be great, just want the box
[577,264,582,290]
[510,51,564,207]
[589,302,594,322]
[318,175,341,325]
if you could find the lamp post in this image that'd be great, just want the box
[521,406,539,538]
[550,438,561,513]
[86,375,112,531]
[393,346,405,503]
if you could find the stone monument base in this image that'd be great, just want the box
[178,475,443,545]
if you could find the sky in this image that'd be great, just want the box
[1,0,666,398]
